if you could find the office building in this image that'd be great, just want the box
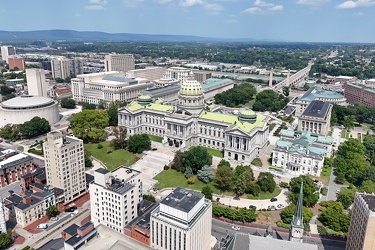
[104,54,135,72]
[272,130,333,176]
[0,198,6,233]
[1,45,16,63]
[344,83,375,107]
[346,193,375,250]
[119,78,268,164]
[63,222,97,250]
[295,86,346,116]
[51,57,71,79]
[297,100,332,136]
[165,67,191,83]
[71,71,153,106]
[8,56,25,71]
[69,58,84,78]
[43,131,86,204]
[194,72,212,83]
[90,167,142,233]
[150,187,212,250]
[26,68,48,97]
[127,67,166,81]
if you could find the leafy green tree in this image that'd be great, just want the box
[127,134,151,153]
[107,101,126,126]
[197,165,214,183]
[289,176,319,207]
[252,89,289,112]
[84,149,93,168]
[245,183,261,196]
[359,180,375,193]
[319,201,350,232]
[143,194,156,202]
[363,135,375,164]
[20,116,51,139]
[343,115,355,129]
[280,204,313,224]
[233,173,247,197]
[214,83,256,107]
[0,85,15,95]
[337,187,356,209]
[182,146,212,174]
[303,84,310,91]
[46,205,59,218]
[217,159,231,168]
[214,163,233,191]
[257,172,276,193]
[60,98,76,109]
[0,229,12,248]
[201,186,213,200]
[68,110,109,142]
[55,77,64,83]
[282,86,290,96]
[82,102,96,110]
[111,126,127,149]
[171,150,184,172]
[0,124,21,140]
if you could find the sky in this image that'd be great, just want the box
[1,0,375,43]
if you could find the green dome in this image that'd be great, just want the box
[239,109,257,123]
[138,95,152,106]
[180,80,203,95]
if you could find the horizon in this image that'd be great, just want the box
[1,0,375,44]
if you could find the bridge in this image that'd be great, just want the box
[270,62,313,91]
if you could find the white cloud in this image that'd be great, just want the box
[254,0,274,7]
[336,0,375,9]
[154,0,173,3]
[204,3,223,14]
[244,7,261,14]
[180,0,203,7]
[296,0,330,5]
[85,5,104,10]
[268,4,283,11]
[89,0,108,3]
[123,0,144,7]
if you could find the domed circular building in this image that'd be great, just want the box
[177,79,205,114]
[238,109,257,123]
[0,96,60,127]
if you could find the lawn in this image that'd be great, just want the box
[341,130,349,139]
[84,141,136,170]
[251,158,262,167]
[148,134,163,143]
[154,168,222,194]
[201,146,224,158]
[246,188,282,200]
[247,99,256,108]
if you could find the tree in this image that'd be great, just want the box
[289,176,319,207]
[55,77,64,83]
[214,163,233,191]
[184,167,193,179]
[280,204,313,224]
[182,146,212,174]
[252,89,289,112]
[82,102,96,110]
[143,194,156,202]
[0,229,12,248]
[60,98,76,109]
[282,86,290,96]
[68,110,109,142]
[111,126,127,149]
[107,100,127,126]
[197,165,214,183]
[303,84,310,91]
[201,186,213,200]
[20,116,51,139]
[171,150,184,172]
[233,173,247,197]
[46,205,59,218]
[319,201,351,232]
[343,115,355,129]
[214,83,256,107]
[337,187,356,209]
[127,134,151,153]
[359,180,375,193]
[0,124,21,140]
[257,172,276,193]
[246,183,261,196]
[84,149,93,168]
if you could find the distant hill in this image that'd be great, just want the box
[0,29,256,42]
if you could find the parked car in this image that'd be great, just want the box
[50,217,59,221]
[270,197,278,202]
[65,206,77,212]
[249,205,257,210]
[268,205,276,210]
[70,210,79,217]
[232,226,240,231]
[233,197,240,200]
[277,204,284,209]
[37,223,48,229]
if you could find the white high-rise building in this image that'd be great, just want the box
[51,57,70,79]
[1,45,16,63]
[0,197,6,233]
[126,67,166,81]
[165,67,191,83]
[104,54,135,73]
[89,167,142,233]
[26,68,47,97]
[150,187,212,250]
[43,131,86,204]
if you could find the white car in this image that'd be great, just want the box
[37,223,48,229]
[277,204,284,209]
[232,226,240,231]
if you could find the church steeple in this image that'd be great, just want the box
[289,180,304,243]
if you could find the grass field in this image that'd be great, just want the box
[84,141,136,170]
[148,134,163,143]
[251,158,262,167]
[341,130,349,139]
[154,168,221,194]
[246,188,282,200]
[203,147,224,158]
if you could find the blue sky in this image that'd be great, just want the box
[1,0,375,43]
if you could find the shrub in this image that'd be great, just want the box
[276,220,290,229]
[97,143,103,149]
[164,165,170,171]
[106,147,113,154]
[143,194,156,202]
[280,182,289,188]
[187,177,196,184]
[320,187,328,196]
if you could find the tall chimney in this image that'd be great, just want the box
[269,69,273,87]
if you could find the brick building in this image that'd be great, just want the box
[344,83,375,107]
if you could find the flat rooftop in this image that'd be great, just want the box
[302,100,330,118]
[161,187,204,213]
[360,193,375,212]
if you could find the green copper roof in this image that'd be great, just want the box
[199,111,265,132]
[300,86,344,102]
[202,78,232,89]
[127,101,174,112]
